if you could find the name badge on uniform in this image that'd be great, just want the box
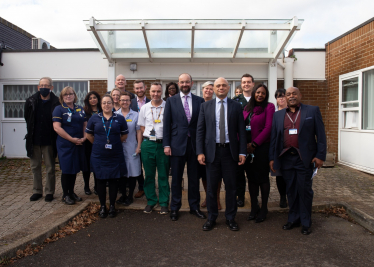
[105,144,112,149]
[67,113,72,122]
[154,119,161,123]
[126,119,132,122]
[246,125,251,131]
[289,129,297,135]
[149,129,157,141]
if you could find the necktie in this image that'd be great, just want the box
[184,96,191,124]
[220,100,225,144]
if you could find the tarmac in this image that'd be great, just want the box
[1,158,374,260]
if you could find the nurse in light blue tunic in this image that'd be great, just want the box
[115,92,142,206]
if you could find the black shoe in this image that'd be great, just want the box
[99,206,108,218]
[301,226,311,235]
[255,208,268,223]
[283,221,301,230]
[203,220,216,231]
[226,219,239,231]
[279,195,288,208]
[72,193,82,202]
[30,194,42,201]
[144,205,155,213]
[45,194,53,202]
[116,196,127,205]
[237,198,245,207]
[247,205,260,221]
[124,198,133,206]
[84,188,92,195]
[190,209,206,219]
[160,206,169,215]
[170,210,179,221]
[64,195,75,205]
[108,205,117,218]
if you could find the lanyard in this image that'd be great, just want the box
[102,116,113,144]
[286,107,301,128]
[150,106,162,128]
[67,106,75,114]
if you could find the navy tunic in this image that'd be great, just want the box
[52,103,87,174]
[85,112,128,179]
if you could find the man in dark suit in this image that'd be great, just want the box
[196,77,247,231]
[269,87,326,235]
[129,80,150,199]
[163,73,206,221]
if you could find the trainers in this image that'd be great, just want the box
[30,194,42,201]
[144,205,155,213]
[45,194,54,202]
[160,206,169,215]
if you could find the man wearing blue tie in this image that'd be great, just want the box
[163,73,206,221]
[196,77,247,231]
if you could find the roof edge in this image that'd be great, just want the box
[3,48,100,52]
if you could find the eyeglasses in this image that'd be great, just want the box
[63,93,74,97]
[120,99,130,102]
[39,84,52,88]
[102,102,113,105]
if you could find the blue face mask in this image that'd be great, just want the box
[39,88,51,97]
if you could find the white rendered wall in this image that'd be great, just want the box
[293,51,325,80]
[0,51,107,80]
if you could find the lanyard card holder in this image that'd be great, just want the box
[105,144,112,149]
[67,113,72,122]
[149,129,157,141]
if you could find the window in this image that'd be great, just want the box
[2,81,88,119]
[362,69,374,130]
[341,77,359,129]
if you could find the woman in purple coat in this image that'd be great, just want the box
[243,84,275,223]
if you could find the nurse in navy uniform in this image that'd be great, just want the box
[86,95,128,218]
[53,86,87,205]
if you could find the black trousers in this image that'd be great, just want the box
[97,179,120,207]
[206,144,237,221]
[170,137,200,211]
[236,164,246,200]
[61,173,77,198]
[119,176,137,200]
[281,151,314,227]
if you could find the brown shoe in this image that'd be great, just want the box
[134,190,144,198]
[201,199,207,208]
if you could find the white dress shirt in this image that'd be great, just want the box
[215,97,229,143]
[138,100,165,139]
[180,91,192,117]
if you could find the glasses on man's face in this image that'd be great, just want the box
[102,102,113,105]
[120,99,130,102]
[39,84,52,88]
[64,93,74,97]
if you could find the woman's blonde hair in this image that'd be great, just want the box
[59,86,78,105]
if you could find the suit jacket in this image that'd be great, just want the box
[163,93,204,156]
[196,98,247,163]
[269,103,327,170]
[130,97,150,112]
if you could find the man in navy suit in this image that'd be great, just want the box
[128,80,150,198]
[163,73,206,221]
[196,77,247,231]
[269,87,326,235]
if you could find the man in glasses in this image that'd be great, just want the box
[24,77,60,202]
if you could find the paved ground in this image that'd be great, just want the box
[12,210,374,266]
[1,158,374,260]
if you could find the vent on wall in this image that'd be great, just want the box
[32,38,50,49]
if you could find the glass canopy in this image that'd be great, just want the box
[84,18,303,63]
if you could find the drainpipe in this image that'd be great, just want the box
[284,57,294,89]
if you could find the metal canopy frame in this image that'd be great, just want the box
[85,17,303,63]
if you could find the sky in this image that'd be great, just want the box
[2,0,374,51]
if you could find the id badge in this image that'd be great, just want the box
[105,144,112,149]
[67,113,72,122]
[289,129,297,135]
[154,119,161,123]
[149,129,156,141]
[246,125,251,131]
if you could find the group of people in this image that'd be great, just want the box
[24,73,326,235]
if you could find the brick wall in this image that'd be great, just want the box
[325,19,374,155]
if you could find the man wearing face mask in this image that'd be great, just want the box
[24,77,60,202]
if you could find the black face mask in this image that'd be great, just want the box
[39,88,51,97]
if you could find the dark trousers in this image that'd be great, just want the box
[276,176,287,196]
[206,144,237,221]
[236,164,246,200]
[119,176,137,200]
[137,153,145,191]
[61,173,77,198]
[170,137,200,211]
[281,151,314,227]
[97,179,120,207]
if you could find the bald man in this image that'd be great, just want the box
[196,77,246,231]
[269,87,326,235]
[114,74,135,99]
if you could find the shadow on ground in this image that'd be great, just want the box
[13,210,374,266]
